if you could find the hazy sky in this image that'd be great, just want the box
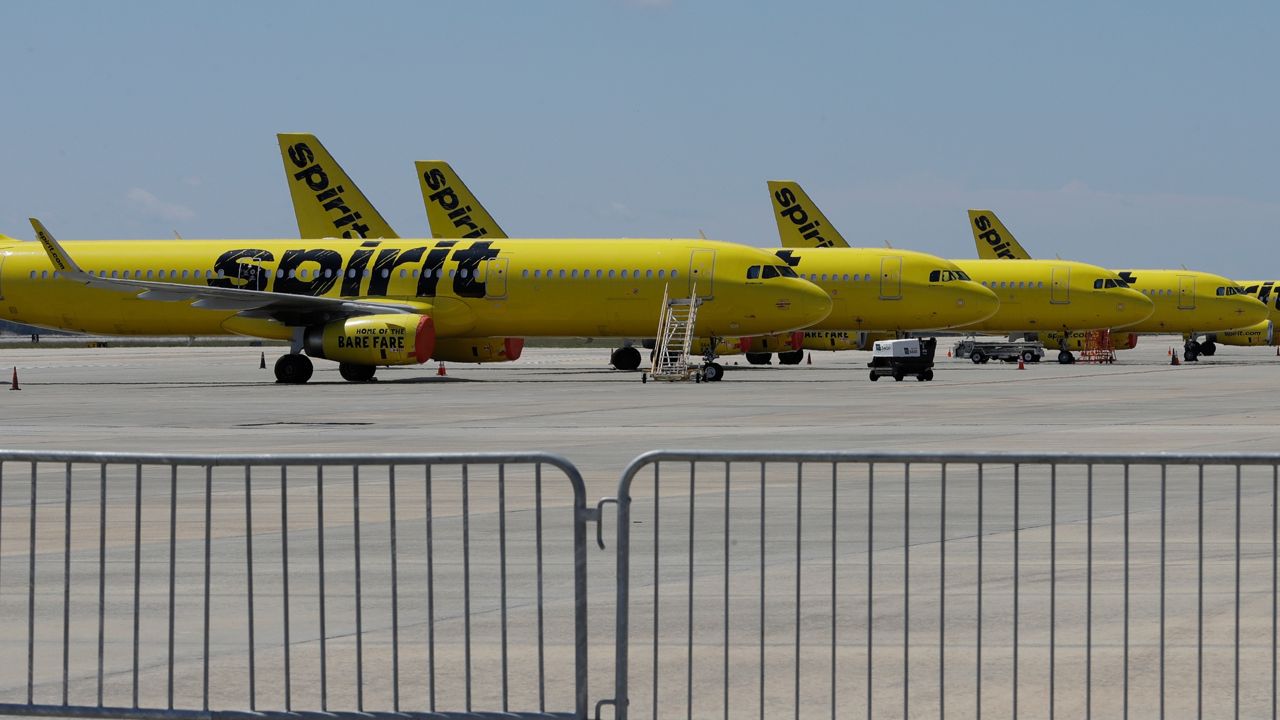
[2,0,1275,278]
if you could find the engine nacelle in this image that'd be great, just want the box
[1218,320,1275,347]
[739,331,805,354]
[432,337,525,363]
[304,314,435,365]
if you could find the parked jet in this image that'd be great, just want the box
[769,182,1154,363]
[373,147,1001,368]
[3,215,829,384]
[968,210,1267,360]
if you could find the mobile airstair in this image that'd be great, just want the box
[644,283,702,382]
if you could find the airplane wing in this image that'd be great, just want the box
[30,218,420,322]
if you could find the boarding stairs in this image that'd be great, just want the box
[1080,328,1116,363]
[646,283,700,381]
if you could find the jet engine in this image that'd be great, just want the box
[304,314,435,365]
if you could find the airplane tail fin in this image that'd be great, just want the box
[968,209,1031,259]
[767,181,849,248]
[415,161,508,239]
[276,133,399,239]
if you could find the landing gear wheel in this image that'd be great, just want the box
[1200,340,1216,356]
[1021,350,1036,363]
[610,346,642,371]
[869,371,879,381]
[274,353,313,384]
[339,363,376,382]
[777,350,805,365]
[1184,339,1200,362]
[970,351,985,364]
[745,352,773,365]
[701,363,724,382]
[893,370,905,382]
[1057,350,1075,365]
[922,369,935,382]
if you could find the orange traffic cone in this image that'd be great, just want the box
[1018,357,1025,370]
[259,352,266,369]
[1171,353,1180,366]
[437,363,447,376]
[1168,347,1173,356]
[947,350,952,358]
[9,366,20,390]
[806,353,812,365]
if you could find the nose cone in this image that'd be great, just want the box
[1109,288,1155,328]
[950,282,1000,327]
[779,277,833,330]
[1232,294,1269,327]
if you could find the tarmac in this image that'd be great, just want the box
[1,337,1278,719]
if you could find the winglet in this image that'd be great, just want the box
[766,181,850,248]
[967,210,1032,259]
[29,218,84,274]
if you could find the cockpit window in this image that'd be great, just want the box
[747,265,761,280]
[1216,286,1245,296]
[761,265,780,279]
[1094,278,1126,289]
[776,265,798,278]
[929,269,970,282]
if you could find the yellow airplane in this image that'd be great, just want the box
[0,215,830,383]
[769,181,1154,363]
[394,152,1001,367]
[1213,281,1279,349]
[968,210,1268,360]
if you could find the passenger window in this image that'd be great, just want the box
[762,266,779,279]
[671,270,679,278]
[646,269,653,279]
[821,274,829,281]
[658,270,665,279]
[608,270,616,279]
[40,270,48,279]
[747,266,761,280]
[181,270,188,279]
[449,269,456,278]
[633,269,640,278]
[559,269,566,279]
[533,270,541,278]
[864,273,871,282]
[381,269,390,279]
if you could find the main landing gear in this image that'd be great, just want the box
[610,346,642,371]
[1184,338,1202,362]
[777,349,805,365]
[339,362,377,382]
[274,353,314,384]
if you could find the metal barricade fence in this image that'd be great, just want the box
[0,451,590,720]
[610,451,1280,720]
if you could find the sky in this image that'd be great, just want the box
[1,0,1276,278]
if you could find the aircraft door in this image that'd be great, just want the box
[484,258,508,299]
[879,256,902,300]
[1050,266,1070,304]
[689,249,715,299]
[1178,275,1195,310]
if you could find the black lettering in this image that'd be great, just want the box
[774,250,801,268]
[416,241,457,297]
[774,188,796,208]
[451,241,500,298]
[978,229,1002,247]
[287,143,315,169]
[428,187,459,211]
[340,242,380,296]
[778,203,808,227]
[462,227,489,239]
[424,168,447,191]
[973,215,992,232]
[315,185,344,202]
[367,247,427,296]
[275,249,343,296]
[209,249,273,291]
[293,164,329,192]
